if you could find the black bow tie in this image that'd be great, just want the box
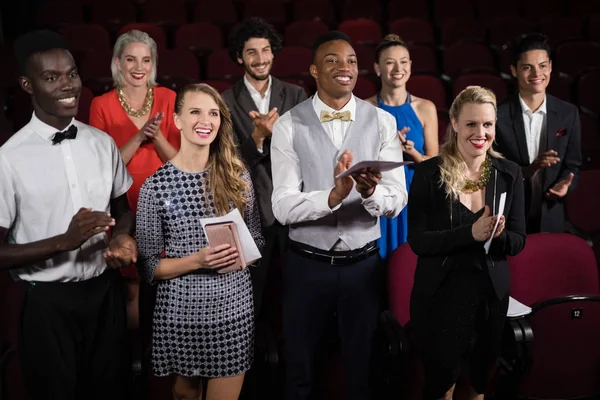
[52,125,78,145]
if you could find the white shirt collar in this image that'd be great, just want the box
[243,74,272,99]
[312,92,356,122]
[518,93,547,115]
[30,112,76,143]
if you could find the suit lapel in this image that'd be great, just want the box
[544,95,560,188]
[235,79,259,115]
[268,77,285,112]
[509,94,529,165]
[486,158,511,215]
[545,96,559,155]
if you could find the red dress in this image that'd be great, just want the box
[89,86,181,278]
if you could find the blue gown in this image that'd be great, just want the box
[377,92,425,259]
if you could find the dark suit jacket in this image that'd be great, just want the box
[222,77,307,227]
[495,93,582,233]
[407,156,526,300]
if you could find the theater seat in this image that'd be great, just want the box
[498,233,600,399]
[338,19,383,46]
[437,109,449,145]
[406,75,447,111]
[79,49,114,96]
[386,244,420,399]
[200,80,233,94]
[205,48,243,81]
[453,73,508,103]
[156,49,200,92]
[353,77,377,100]
[285,21,329,48]
[118,24,168,50]
[443,43,496,79]
[554,41,600,79]
[77,87,95,125]
[270,46,313,79]
[565,169,600,242]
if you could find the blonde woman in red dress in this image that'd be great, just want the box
[89,29,180,331]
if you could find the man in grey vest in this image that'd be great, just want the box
[270,31,408,400]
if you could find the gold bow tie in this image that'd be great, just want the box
[319,110,352,122]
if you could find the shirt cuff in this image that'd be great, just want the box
[361,185,383,215]
[315,187,341,213]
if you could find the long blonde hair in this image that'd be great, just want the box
[439,86,503,199]
[174,83,248,216]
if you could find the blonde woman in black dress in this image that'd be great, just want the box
[408,86,526,399]
[136,83,264,400]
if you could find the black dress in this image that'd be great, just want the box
[410,203,509,399]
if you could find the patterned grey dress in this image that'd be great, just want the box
[136,161,265,378]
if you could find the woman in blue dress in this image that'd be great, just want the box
[367,34,440,259]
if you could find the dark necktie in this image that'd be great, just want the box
[52,125,78,145]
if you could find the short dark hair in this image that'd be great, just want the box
[227,17,283,65]
[14,29,70,76]
[509,33,552,67]
[312,31,352,62]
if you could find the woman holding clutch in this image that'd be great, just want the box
[136,83,264,400]
[408,86,526,399]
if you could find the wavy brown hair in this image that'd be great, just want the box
[440,85,503,199]
[174,83,248,216]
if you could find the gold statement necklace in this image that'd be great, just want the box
[463,156,492,192]
[117,87,154,117]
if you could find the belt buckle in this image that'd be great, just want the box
[330,255,347,266]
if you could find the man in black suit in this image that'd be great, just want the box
[495,33,581,233]
[222,17,307,318]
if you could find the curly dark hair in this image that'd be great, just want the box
[227,17,283,65]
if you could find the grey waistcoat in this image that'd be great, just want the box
[289,98,382,250]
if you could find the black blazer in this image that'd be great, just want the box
[222,77,307,227]
[407,156,526,300]
[494,93,582,233]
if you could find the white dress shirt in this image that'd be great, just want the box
[244,74,272,115]
[0,113,133,282]
[270,93,407,227]
[519,94,547,163]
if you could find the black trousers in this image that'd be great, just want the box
[282,250,383,400]
[19,269,129,400]
[410,268,509,399]
[251,222,289,319]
